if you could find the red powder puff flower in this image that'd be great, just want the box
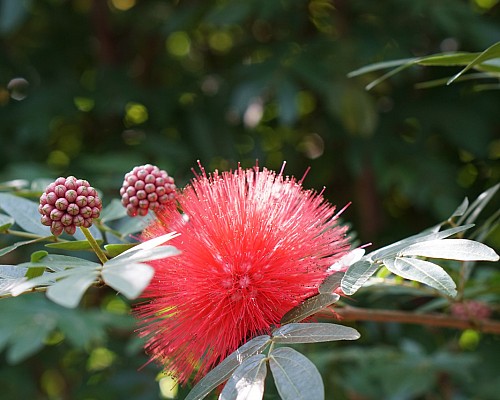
[135,164,350,384]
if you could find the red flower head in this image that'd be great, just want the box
[135,164,350,384]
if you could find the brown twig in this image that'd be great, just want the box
[317,305,500,335]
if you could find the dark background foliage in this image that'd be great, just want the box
[1,0,499,399]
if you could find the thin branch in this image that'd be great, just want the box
[318,305,500,335]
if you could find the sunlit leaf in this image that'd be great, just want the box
[400,239,499,261]
[46,268,100,308]
[383,258,457,297]
[280,293,340,325]
[101,262,154,299]
[340,260,378,296]
[0,193,50,236]
[113,232,179,259]
[448,42,500,84]
[269,347,324,400]
[185,335,271,400]
[368,224,474,261]
[272,323,360,344]
[457,183,499,226]
[219,354,267,400]
[110,245,180,264]
[450,198,469,218]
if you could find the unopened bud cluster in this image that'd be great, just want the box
[39,176,102,236]
[451,300,492,320]
[120,164,176,217]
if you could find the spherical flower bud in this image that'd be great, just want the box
[39,176,102,236]
[120,164,176,217]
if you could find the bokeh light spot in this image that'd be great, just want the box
[166,31,191,57]
[125,102,149,125]
[7,77,29,101]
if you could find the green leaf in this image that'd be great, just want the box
[46,269,99,308]
[450,198,469,218]
[30,250,48,262]
[383,258,457,297]
[269,347,324,400]
[0,265,28,295]
[272,323,360,344]
[0,193,50,236]
[113,232,179,259]
[280,293,340,325]
[104,243,138,257]
[100,198,128,223]
[185,335,271,400]
[19,254,100,272]
[7,321,55,364]
[457,183,499,226]
[448,42,500,84]
[73,224,103,241]
[368,224,474,261]
[318,272,343,294]
[0,213,14,232]
[340,260,378,296]
[219,354,267,400]
[45,239,104,251]
[101,262,154,299]
[0,238,48,258]
[400,239,499,261]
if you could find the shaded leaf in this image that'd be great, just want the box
[340,260,378,296]
[0,193,50,236]
[0,213,14,232]
[280,293,340,325]
[384,258,457,297]
[100,198,128,223]
[0,237,49,258]
[45,239,104,251]
[272,323,360,344]
[101,262,154,299]
[185,335,271,400]
[73,223,103,241]
[400,239,499,261]
[318,272,343,294]
[219,354,267,400]
[19,254,100,272]
[104,243,138,257]
[269,347,324,400]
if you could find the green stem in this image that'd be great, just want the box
[80,227,108,264]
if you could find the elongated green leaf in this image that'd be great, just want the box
[0,213,14,232]
[269,347,324,400]
[113,232,179,260]
[384,258,457,297]
[19,254,100,272]
[347,57,419,77]
[185,335,271,400]
[45,240,104,251]
[273,323,360,344]
[280,293,340,325]
[101,262,154,299]
[318,272,343,294]
[340,260,378,296]
[448,41,500,84]
[109,245,180,264]
[0,237,49,257]
[104,243,137,257]
[450,198,469,218]
[219,354,267,400]
[457,183,499,226]
[0,193,50,236]
[400,239,499,261]
[46,269,100,308]
[368,224,474,261]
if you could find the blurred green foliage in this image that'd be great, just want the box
[1,0,499,399]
